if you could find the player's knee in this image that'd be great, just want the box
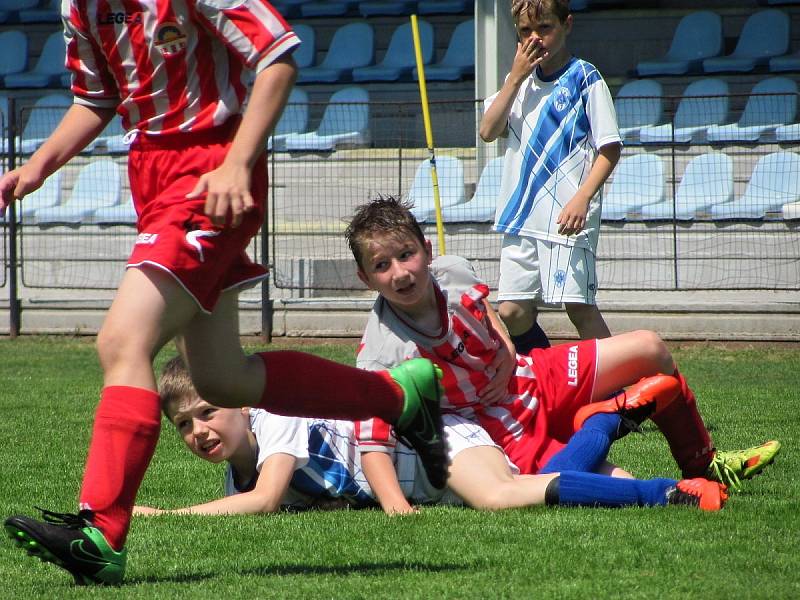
[467,488,513,511]
[498,301,534,332]
[565,302,595,326]
[96,323,129,370]
[633,329,673,373]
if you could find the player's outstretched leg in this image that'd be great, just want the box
[705,440,781,492]
[5,509,126,585]
[390,358,449,490]
[667,478,729,511]
[573,374,681,434]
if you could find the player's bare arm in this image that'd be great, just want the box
[361,451,418,515]
[557,142,621,235]
[478,299,517,405]
[188,54,298,228]
[479,37,545,142]
[0,104,115,211]
[133,452,298,516]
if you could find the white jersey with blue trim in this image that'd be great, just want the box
[485,57,621,251]
[223,409,440,508]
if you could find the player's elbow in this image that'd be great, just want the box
[479,124,497,143]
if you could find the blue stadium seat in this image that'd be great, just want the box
[297,22,374,84]
[441,156,502,223]
[284,87,370,152]
[415,19,474,82]
[93,194,137,226]
[409,156,466,223]
[18,168,63,222]
[301,1,358,17]
[271,0,313,18]
[769,50,800,73]
[711,152,800,220]
[417,1,471,15]
[702,9,790,73]
[776,123,800,143]
[353,20,433,82]
[640,153,733,220]
[0,94,8,132]
[18,0,60,23]
[16,93,72,154]
[782,200,800,220]
[292,24,316,70]
[614,80,663,144]
[87,116,128,155]
[358,1,417,17]
[636,11,723,76]
[639,78,729,144]
[0,0,39,12]
[0,30,28,85]
[269,88,309,151]
[4,30,67,88]
[706,77,797,143]
[34,159,122,225]
[601,154,665,221]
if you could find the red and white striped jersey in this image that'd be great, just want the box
[356,255,541,453]
[63,0,299,135]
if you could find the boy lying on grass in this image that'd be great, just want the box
[134,356,732,517]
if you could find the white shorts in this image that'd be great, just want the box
[396,413,517,506]
[497,234,598,305]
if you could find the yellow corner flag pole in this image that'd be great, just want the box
[411,14,446,255]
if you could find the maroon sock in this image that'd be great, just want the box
[650,370,715,478]
[78,386,161,551]
[256,351,403,422]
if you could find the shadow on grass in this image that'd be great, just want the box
[127,561,469,584]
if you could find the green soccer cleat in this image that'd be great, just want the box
[391,358,449,490]
[706,440,781,492]
[5,509,126,585]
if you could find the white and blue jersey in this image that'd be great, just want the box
[223,409,444,508]
[485,57,620,252]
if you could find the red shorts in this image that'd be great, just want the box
[500,339,599,474]
[126,121,268,313]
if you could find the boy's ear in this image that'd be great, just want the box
[425,239,433,264]
[357,267,373,289]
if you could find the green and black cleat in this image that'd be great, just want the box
[391,358,449,490]
[5,508,126,585]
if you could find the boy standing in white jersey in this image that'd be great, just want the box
[2,1,447,585]
[480,0,621,352]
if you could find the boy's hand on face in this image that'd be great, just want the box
[187,161,255,228]
[478,343,515,405]
[510,36,546,85]
[557,194,590,236]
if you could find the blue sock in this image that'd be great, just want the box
[550,471,677,508]
[540,413,622,474]
[511,321,551,354]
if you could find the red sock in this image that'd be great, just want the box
[257,351,403,422]
[650,370,715,478]
[78,386,161,551]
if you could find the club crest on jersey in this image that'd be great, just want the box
[155,23,187,56]
[553,86,571,112]
[554,269,567,288]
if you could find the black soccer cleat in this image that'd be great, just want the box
[5,508,126,585]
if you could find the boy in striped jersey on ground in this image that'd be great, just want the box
[345,197,780,510]
[480,0,622,352]
[134,356,730,518]
[2,0,447,585]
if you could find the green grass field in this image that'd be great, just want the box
[0,337,797,598]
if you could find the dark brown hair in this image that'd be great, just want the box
[344,196,426,270]
[512,0,570,23]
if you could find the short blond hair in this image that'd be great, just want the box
[158,355,196,418]
[512,0,570,23]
